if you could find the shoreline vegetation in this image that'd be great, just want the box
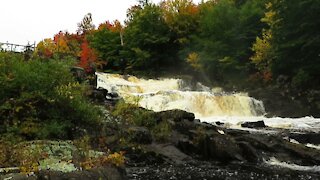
[0,0,319,179]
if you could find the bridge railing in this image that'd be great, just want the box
[0,42,36,52]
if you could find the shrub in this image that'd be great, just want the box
[112,100,156,128]
[151,120,172,142]
[0,52,102,139]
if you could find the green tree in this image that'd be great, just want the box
[124,3,172,73]
[88,21,127,72]
[271,0,320,89]
[0,53,101,139]
[188,0,266,82]
[161,0,200,45]
[250,2,276,82]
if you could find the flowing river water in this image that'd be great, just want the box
[96,72,320,173]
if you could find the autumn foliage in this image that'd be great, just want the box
[32,0,320,90]
[79,40,97,72]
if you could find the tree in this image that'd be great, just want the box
[88,21,126,71]
[77,13,95,35]
[79,39,97,73]
[186,0,266,82]
[250,2,276,82]
[53,31,71,54]
[271,0,320,89]
[124,3,172,72]
[34,38,56,58]
[161,0,199,44]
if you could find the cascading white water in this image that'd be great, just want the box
[96,72,320,173]
[96,72,265,117]
[96,72,320,132]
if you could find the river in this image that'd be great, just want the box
[96,72,320,133]
[96,72,320,174]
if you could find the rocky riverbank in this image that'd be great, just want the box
[1,88,320,180]
[105,102,320,179]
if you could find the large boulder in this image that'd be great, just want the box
[241,121,267,129]
[289,133,320,145]
[197,135,244,162]
[158,110,195,123]
[127,127,153,144]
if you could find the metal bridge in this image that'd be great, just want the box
[0,41,36,52]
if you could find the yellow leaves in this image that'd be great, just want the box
[80,152,125,170]
[265,2,273,9]
[34,38,56,57]
[186,52,202,71]
[250,29,273,72]
[262,11,276,25]
[55,82,82,99]
[20,162,39,175]
[35,32,75,57]
[54,32,71,54]
[261,2,277,26]
[103,152,125,167]
[162,0,198,16]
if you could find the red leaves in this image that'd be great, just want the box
[79,40,97,73]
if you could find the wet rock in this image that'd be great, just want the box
[159,110,195,123]
[105,92,122,105]
[177,138,197,156]
[98,108,320,179]
[215,121,225,126]
[198,135,244,162]
[241,121,266,128]
[89,87,108,102]
[289,133,320,145]
[146,144,191,164]
[36,166,127,180]
[248,87,309,118]
[237,141,260,163]
[127,127,152,144]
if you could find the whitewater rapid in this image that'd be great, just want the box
[96,72,320,133]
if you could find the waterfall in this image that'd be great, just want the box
[96,72,265,118]
[96,72,320,132]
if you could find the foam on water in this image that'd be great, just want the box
[284,137,320,150]
[265,157,320,172]
[96,72,320,132]
[202,116,320,132]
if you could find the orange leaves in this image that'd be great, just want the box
[53,31,71,54]
[34,38,56,58]
[79,40,97,73]
[98,21,113,30]
[80,151,125,170]
[98,20,123,33]
[35,31,97,73]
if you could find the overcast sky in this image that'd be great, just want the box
[0,0,202,45]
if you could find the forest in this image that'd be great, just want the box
[32,0,320,91]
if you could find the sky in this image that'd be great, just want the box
[0,0,202,45]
